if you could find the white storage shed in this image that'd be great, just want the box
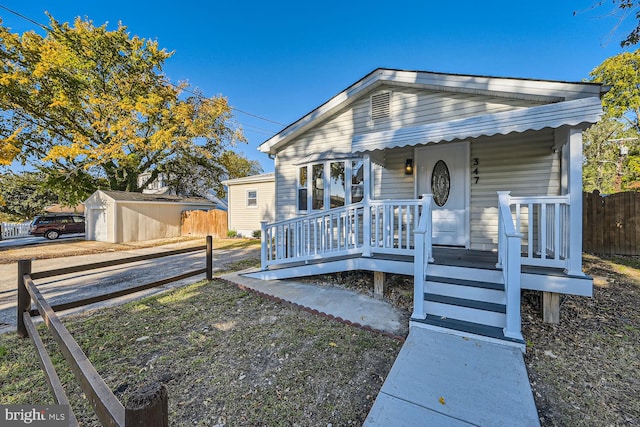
[84,190,215,243]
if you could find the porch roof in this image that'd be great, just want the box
[351,97,603,154]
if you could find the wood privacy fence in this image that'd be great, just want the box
[583,191,640,255]
[17,237,214,426]
[182,209,227,238]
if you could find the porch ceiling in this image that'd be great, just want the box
[352,97,603,154]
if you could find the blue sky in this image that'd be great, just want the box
[0,1,636,173]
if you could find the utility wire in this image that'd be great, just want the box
[166,81,285,127]
[0,4,49,31]
[0,3,287,128]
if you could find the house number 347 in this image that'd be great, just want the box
[472,158,479,184]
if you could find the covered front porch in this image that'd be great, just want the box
[253,85,601,347]
[250,189,592,348]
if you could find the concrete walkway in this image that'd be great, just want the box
[223,270,540,427]
[364,327,540,426]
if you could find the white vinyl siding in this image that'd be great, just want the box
[352,86,544,135]
[469,129,560,251]
[374,146,415,200]
[274,85,550,222]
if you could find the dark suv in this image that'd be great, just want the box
[29,214,85,240]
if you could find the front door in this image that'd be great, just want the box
[416,143,468,246]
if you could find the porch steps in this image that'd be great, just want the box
[412,266,525,346]
[416,315,525,344]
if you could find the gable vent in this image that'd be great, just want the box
[370,91,391,121]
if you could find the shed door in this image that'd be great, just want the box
[91,208,107,241]
[416,143,468,246]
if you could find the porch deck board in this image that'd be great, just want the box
[266,246,570,277]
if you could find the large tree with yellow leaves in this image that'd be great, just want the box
[0,15,245,205]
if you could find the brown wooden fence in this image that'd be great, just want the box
[181,209,227,238]
[17,237,214,426]
[583,191,640,255]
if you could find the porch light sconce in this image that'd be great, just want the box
[405,159,413,175]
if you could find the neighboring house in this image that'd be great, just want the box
[84,190,215,243]
[138,172,228,211]
[222,173,275,237]
[248,68,606,349]
[138,171,170,195]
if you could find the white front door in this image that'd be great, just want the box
[416,143,468,246]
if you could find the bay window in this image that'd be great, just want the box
[297,158,365,213]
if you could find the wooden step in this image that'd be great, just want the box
[424,275,506,305]
[427,264,504,284]
[412,314,525,344]
[423,293,506,328]
[425,275,504,291]
[424,293,506,313]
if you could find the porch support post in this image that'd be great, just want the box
[542,291,560,324]
[566,127,585,277]
[374,271,385,299]
[362,154,372,257]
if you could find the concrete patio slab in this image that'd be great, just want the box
[220,270,408,337]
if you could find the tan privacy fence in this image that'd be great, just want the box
[583,191,640,255]
[181,209,228,238]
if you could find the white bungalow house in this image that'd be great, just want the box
[248,68,605,349]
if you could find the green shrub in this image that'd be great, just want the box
[227,229,238,238]
[252,230,261,239]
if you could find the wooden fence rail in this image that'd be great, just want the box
[17,236,214,426]
[583,191,640,255]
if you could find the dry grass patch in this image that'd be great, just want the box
[0,278,401,426]
[523,253,640,426]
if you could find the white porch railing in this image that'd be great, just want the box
[497,192,524,341]
[497,192,571,270]
[261,203,365,267]
[366,199,424,256]
[261,198,428,268]
[0,222,31,240]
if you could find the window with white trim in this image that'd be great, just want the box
[329,161,345,208]
[246,190,257,208]
[351,160,364,203]
[297,158,365,213]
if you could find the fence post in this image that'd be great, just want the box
[124,382,169,426]
[17,259,32,338]
[206,235,213,281]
